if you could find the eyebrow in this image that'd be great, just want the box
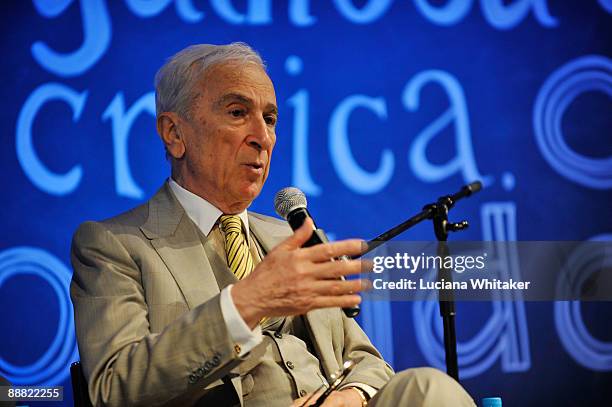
[214,92,278,116]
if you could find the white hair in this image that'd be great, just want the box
[154,42,265,119]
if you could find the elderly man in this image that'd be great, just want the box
[70,42,475,407]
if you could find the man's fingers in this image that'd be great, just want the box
[311,259,370,279]
[308,278,367,296]
[279,218,315,250]
[302,239,365,262]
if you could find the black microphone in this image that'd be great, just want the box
[274,187,360,318]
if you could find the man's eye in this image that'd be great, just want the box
[230,109,245,117]
[265,115,277,126]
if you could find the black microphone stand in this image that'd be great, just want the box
[357,181,482,383]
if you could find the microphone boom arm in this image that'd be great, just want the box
[356,181,482,258]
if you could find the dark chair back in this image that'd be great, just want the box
[71,361,93,407]
[0,374,15,406]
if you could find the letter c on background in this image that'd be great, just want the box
[16,83,87,196]
[329,95,394,194]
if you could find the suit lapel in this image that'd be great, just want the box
[141,184,244,402]
[247,212,293,254]
[248,212,342,378]
[140,184,219,309]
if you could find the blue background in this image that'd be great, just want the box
[1,0,611,405]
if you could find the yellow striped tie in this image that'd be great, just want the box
[219,215,270,327]
[219,215,254,280]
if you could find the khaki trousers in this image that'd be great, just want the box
[369,367,476,407]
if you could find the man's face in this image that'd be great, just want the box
[178,61,278,213]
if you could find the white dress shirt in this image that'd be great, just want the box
[168,178,262,356]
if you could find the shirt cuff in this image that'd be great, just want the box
[340,383,378,400]
[220,285,262,357]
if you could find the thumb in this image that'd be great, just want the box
[281,217,315,250]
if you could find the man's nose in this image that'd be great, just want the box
[246,116,274,151]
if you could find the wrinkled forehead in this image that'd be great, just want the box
[198,60,276,100]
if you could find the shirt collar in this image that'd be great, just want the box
[168,178,250,238]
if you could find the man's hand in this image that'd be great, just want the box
[232,218,368,328]
[291,388,364,407]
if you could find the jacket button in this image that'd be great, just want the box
[234,344,242,355]
[299,390,307,397]
[188,374,197,384]
[196,368,204,377]
[286,361,295,370]
[212,355,221,365]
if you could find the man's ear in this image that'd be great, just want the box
[157,112,186,159]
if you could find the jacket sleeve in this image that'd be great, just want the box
[337,313,395,392]
[70,221,241,407]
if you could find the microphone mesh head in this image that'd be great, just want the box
[274,187,307,219]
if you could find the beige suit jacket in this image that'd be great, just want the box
[70,183,393,406]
